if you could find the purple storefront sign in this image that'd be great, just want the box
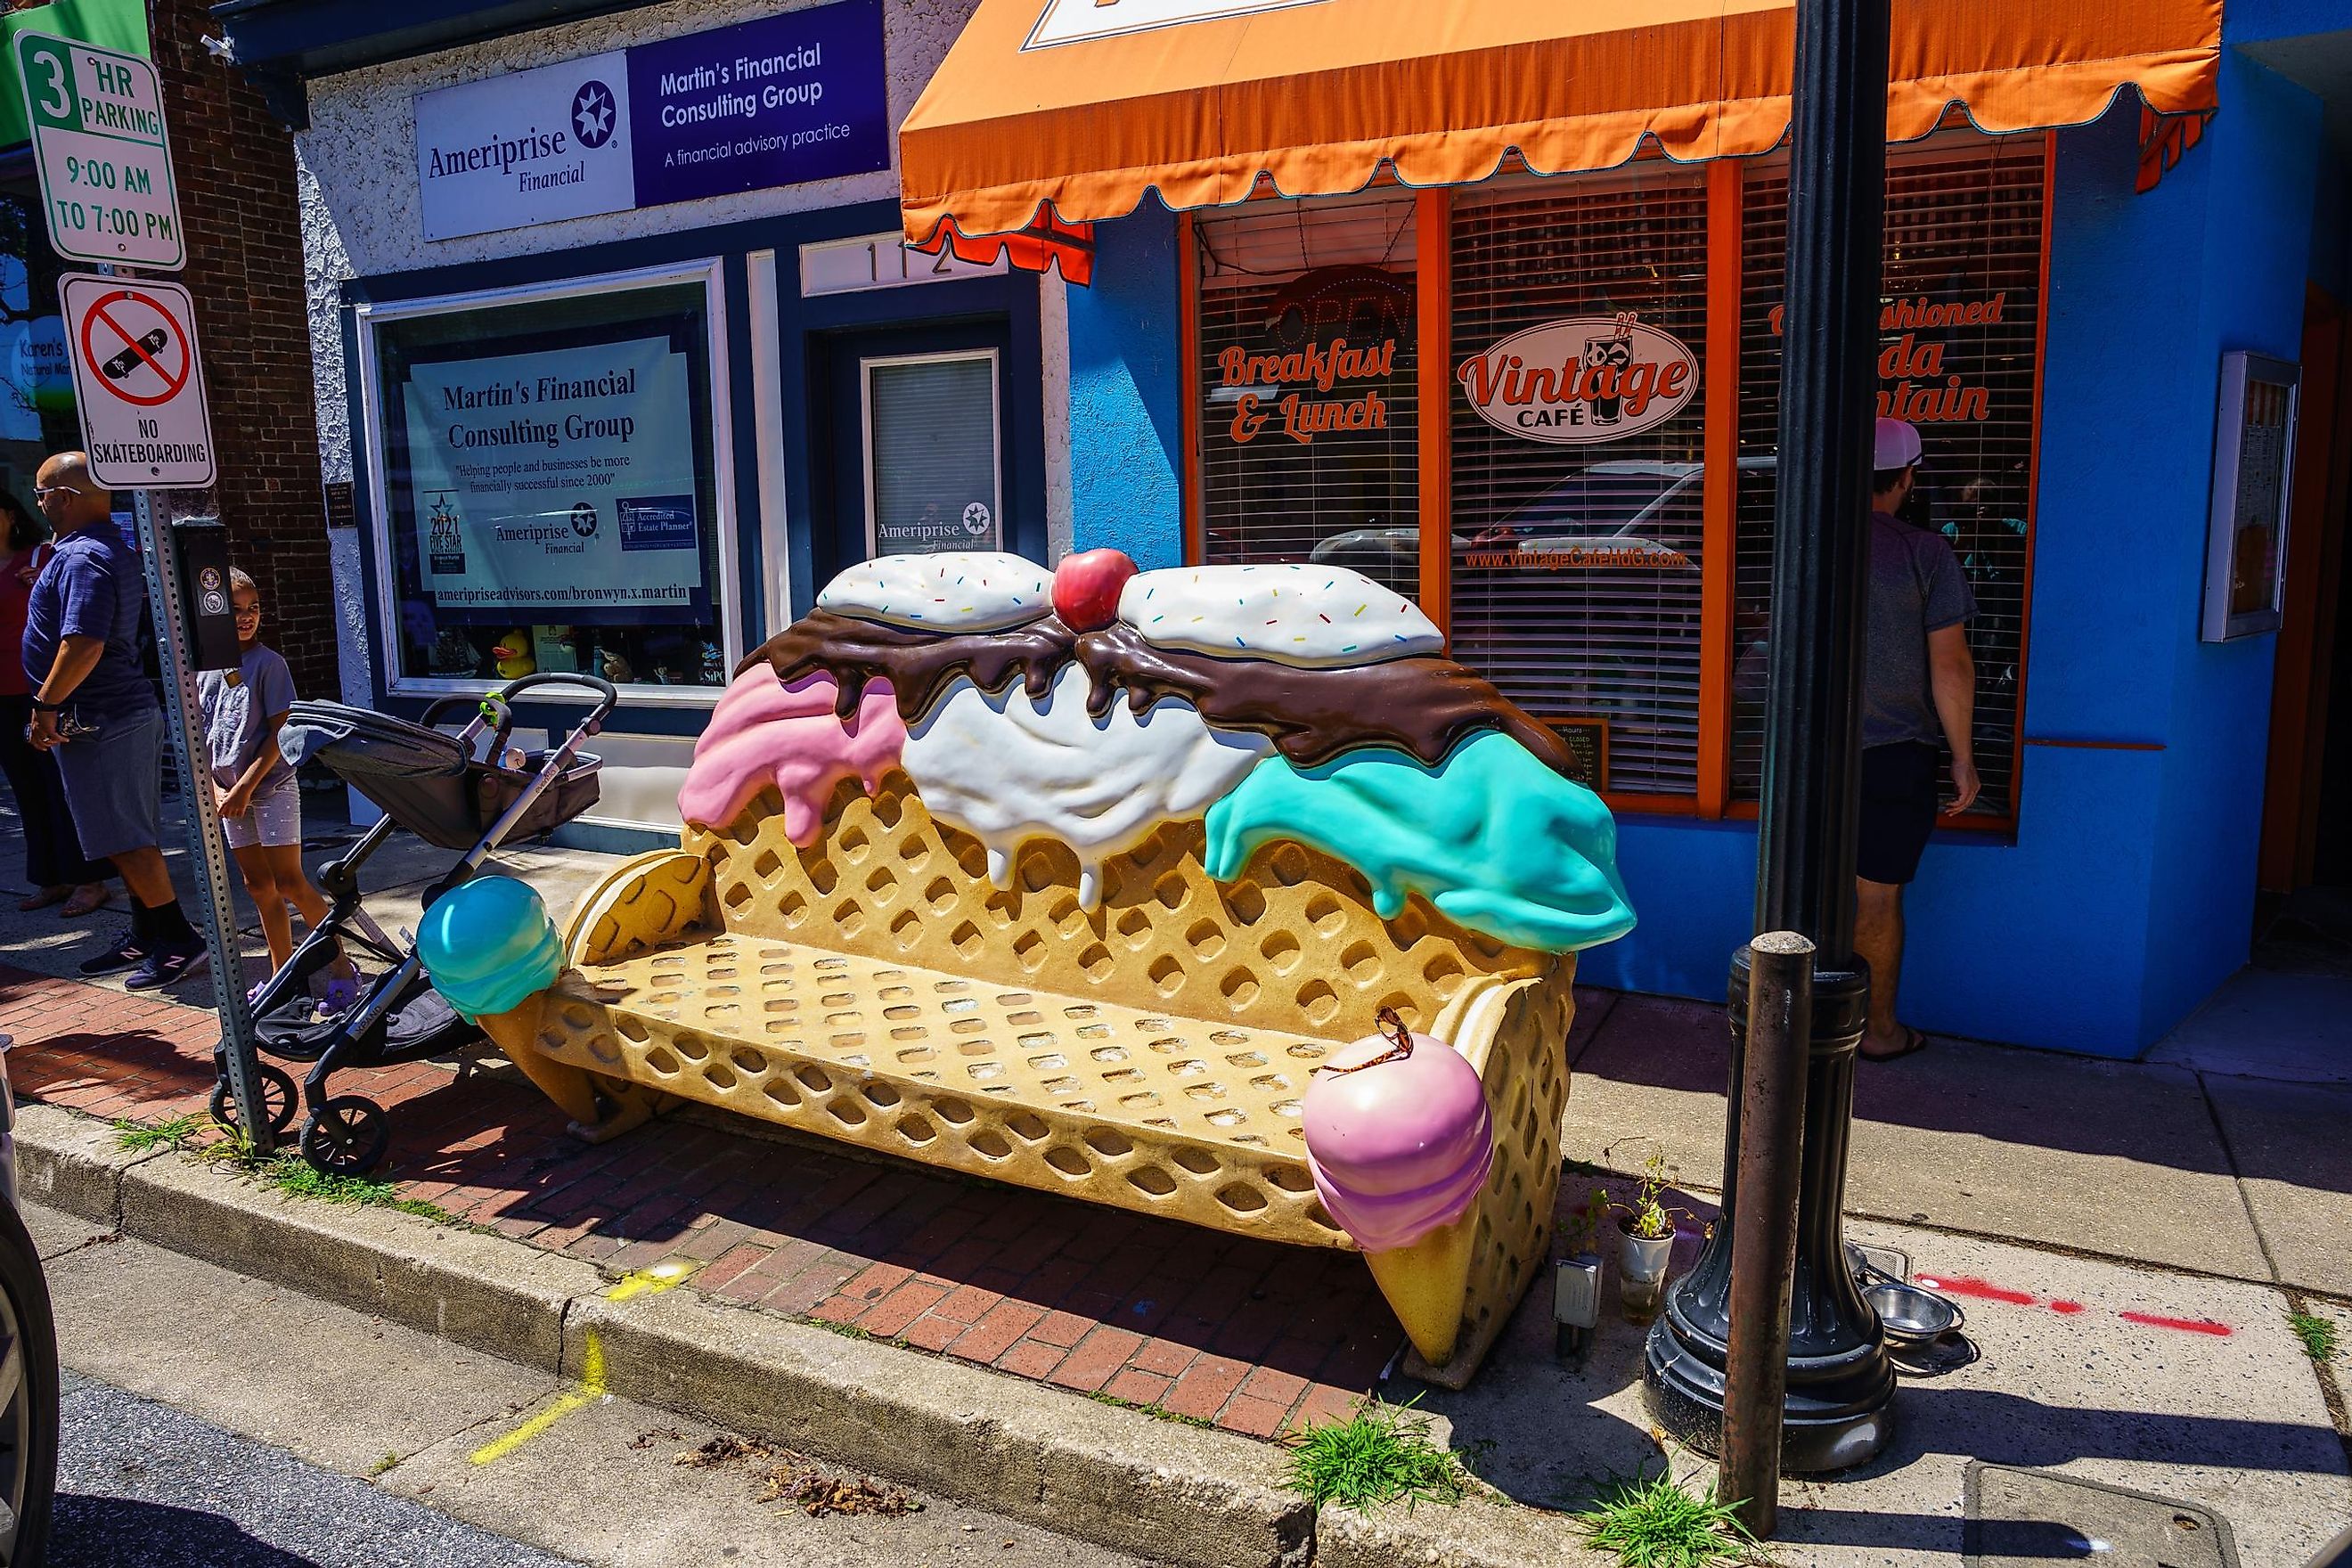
[627,0,889,208]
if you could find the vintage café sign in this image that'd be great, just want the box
[1457,315,1698,445]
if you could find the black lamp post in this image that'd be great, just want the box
[1641,0,1898,1474]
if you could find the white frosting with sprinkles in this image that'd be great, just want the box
[1116,563,1445,667]
[900,666,1271,911]
[818,553,1053,632]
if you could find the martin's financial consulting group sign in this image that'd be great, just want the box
[413,0,888,241]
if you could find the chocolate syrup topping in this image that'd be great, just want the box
[1070,625,1583,779]
[739,609,1581,781]
[740,609,1075,721]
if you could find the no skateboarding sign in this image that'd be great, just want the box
[59,274,216,488]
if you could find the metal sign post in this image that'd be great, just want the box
[132,494,275,1149]
[19,25,269,1146]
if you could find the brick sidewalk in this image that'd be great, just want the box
[0,963,1394,1438]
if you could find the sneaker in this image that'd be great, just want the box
[78,927,147,977]
[125,943,208,992]
[318,974,361,1016]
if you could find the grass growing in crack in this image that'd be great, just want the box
[1573,1472,1768,1568]
[368,1451,400,1477]
[1285,1397,1471,1511]
[189,1131,455,1223]
[1086,1390,1217,1431]
[2290,1311,2340,1362]
[112,1114,211,1153]
[261,1156,454,1221]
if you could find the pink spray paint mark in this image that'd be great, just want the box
[678,670,906,843]
[1914,1274,2038,1306]
[2119,1311,2232,1337]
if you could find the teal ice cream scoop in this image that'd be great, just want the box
[417,876,564,1021]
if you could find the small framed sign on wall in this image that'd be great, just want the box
[2201,351,2300,642]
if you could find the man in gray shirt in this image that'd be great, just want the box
[1856,419,1978,1061]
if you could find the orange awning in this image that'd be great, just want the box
[901,0,2220,244]
[909,209,1098,285]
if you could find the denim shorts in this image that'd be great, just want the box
[53,702,164,862]
[221,775,301,849]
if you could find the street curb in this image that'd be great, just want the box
[113,1147,600,1376]
[12,1101,161,1223]
[14,1110,1312,1564]
[1319,1498,1606,1567]
[12,1105,1610,1567]
[567,1286,1317,1568]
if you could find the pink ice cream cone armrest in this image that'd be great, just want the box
[538,551,1633,1386]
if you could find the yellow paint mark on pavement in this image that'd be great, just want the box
[470,1329,608,1466]
[604,1259,699,1302]
[466,1263,699,1466]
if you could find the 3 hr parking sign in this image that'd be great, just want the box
[14,30,185,270]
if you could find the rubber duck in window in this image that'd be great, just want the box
[489,629,536,681]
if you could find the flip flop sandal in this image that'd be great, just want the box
[1862,1025,1930,1063]
[60,885,111,918]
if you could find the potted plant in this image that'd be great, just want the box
[1554,1187,1608,1366]
[1613,1155,1682,1326]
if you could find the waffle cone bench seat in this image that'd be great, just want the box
[510,553,1634,1386]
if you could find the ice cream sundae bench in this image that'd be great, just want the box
[433,551,1633,1384]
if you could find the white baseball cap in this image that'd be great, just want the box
[1874,417,1923,471]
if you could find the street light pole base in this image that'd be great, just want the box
[1643,1314,1895,1474]
[1638,953,1895,1474]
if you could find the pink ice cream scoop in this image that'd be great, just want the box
[677,669,906,842]
[1303,1010,1494,1253]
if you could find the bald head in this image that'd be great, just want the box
[37,452,110,534]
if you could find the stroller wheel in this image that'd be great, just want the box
[210,1064,299,1139]
[298,1096,390,1177]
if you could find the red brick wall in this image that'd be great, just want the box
[144,0,338,702]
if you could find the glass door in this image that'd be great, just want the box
[863,350,1002,556]
[818,321,1013,584]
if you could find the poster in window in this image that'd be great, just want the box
[399,335,707,625]
[2201,351,2299,642]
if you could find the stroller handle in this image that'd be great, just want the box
[496,670,620,717]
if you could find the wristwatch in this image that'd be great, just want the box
[29,698,61,713]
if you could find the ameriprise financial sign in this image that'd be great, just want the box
[413,0,889,241]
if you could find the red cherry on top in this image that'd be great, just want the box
[1052,548,1140,633]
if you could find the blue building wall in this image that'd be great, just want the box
[1061,61,2332,1058]
[1067,204,1185,566]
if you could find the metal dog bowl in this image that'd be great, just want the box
[1867,1279,1964,1346]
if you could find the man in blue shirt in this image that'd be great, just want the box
[22,452,206,988]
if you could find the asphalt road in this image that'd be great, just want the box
[57,1368,577,1568]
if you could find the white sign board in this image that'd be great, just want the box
[1023,0,1328,49]
[414,50,633,241]
[15,31,184,270]
[58,274,216,488]
[798,233,1007,296]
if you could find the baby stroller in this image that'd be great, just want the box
[216,672,617,1176]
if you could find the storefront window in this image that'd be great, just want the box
[1734,135,2046,815]
[1194,193,1419,594]
[1448,171,1710,796]
[1183,132,2045,824]
[366,269,730,692]
[0,186,79,503]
